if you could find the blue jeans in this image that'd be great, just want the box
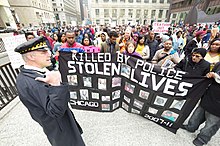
[186,106,220,144]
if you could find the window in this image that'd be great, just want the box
[112,0,117,2]
[96,0,98,3]
[144,0,149,3]
[112,9,117,18]
[158,10,163,18]
[104,19,109,24]
[120,0,125,2]
[152,0,157,3]
[166,10,169,17]
[151,10,156,18]
[128,9,133,18]
[104,9,109,17]
[136,9,141,18]
[96,20,100,25]
[128,0,133,3]
[136,0,141,2]
[172,14,177,18]
[103,0,109,2]
[120,9,125,17]
[144,10,148,18]
[122,19,125,24]
[159,0,164,3]
[95,9,99,15]
[52,3,56,6]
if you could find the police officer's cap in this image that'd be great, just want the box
[14,36,48,54]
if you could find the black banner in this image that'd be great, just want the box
[59,52,211,133]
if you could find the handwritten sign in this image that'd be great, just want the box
[152,22,170,33]
[2,35,26,69]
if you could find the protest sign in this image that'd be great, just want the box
[152,22,170,33]
[59,52,211,133]
[2,35,26,69]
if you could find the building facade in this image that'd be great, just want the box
[0,0,17,28]
[90,0,170,25]
[8,0,55,27]
[169,0,220,24]
[52,0,82,26]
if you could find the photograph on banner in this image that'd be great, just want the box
[98,78,107,90]
[112,90,121,100]
[102,104,110,111]
[112,77,122,87]
[102,96,111,101]
[124,95,131,104]
[124,82,135,94]
[133,99,144,109]
[67,75,78,86]
[83,77,92,87]
[113,101,120,110]
[91,92,99,100]
[139,90,150,100]
[122,102,129,111]
[70,91,78,99]
[131,108,141,114]
[169,100,186,110]
[154,96,168,107]
[80,89,89,100]
[148,107,159,114]
[161,59,174,68]
[161,110,179,122]
[121,63,131,78]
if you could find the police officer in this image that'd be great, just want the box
[14,36,85,146]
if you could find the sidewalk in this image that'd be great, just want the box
[0,98,220,146]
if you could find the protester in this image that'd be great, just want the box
[182,62,220,146]
[118,28,133,53]
[152,39,180,68]
[59,30,84,53]
[135,35,150,60]
[175,48,210,76]
[81,36,93,47]
[183,30,206,57]
[145,31,159,60]
[100,31,119,53]
[123,40,142,59]
[204,38,220,70]
[14,36,85,146]
[25,32,35,41]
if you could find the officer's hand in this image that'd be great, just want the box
[35,71,61,86]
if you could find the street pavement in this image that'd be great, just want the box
[0,97,220,146]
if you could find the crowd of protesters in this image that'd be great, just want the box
[13,21,220,146]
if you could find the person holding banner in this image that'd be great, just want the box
[151,39,180,68]
[175,48,210,76]
[183,62,220,146]
[59,30,85,53]
[14,36,85,146]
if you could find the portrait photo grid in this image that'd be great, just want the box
[69,74,122,112]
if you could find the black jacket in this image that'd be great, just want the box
[175,56,210,76]
[183,39,198,57]
[201,62,220,117]
[16,67,85,146]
